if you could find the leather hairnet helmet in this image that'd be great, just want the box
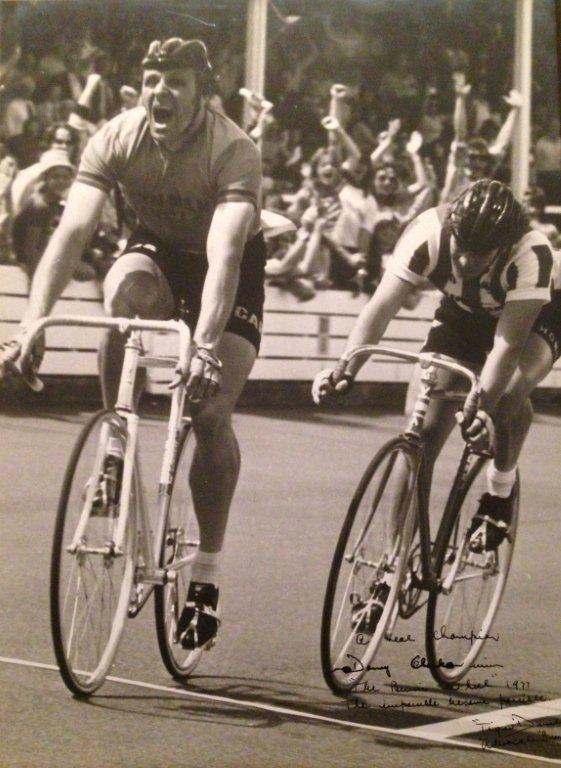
[142,38,215,94]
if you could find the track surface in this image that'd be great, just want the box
[1,403,561,767]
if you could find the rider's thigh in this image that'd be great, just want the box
[103,252,175,319]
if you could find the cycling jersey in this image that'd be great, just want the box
[76,105,262,252]
[386,206,556,318]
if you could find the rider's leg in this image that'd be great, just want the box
[100,253,174,408]
[387,365,463,543]
[177,332,255,648]
[467,333,554,551]
[188,331,256,559]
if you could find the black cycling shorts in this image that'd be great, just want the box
[122,228,266,353]
[421,296,498,369]
[531,289,561,362]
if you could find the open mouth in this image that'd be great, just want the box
[152,105,174,126]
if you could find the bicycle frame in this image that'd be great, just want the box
[342,345,482,598]
[25,314,194,598]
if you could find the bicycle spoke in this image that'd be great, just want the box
[155,424,205,679]
[321,439,418,695]
[51,410,136,696]
[426,460,518,687]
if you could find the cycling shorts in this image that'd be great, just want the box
[531,289,561,362]
[421,296,497,369]
[122,228,266,353]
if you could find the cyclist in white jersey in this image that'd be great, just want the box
[0,38,266,650]
[314,179,558,562]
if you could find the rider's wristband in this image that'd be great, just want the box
[195,345,222,370]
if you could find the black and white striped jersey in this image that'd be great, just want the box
[386,206,558,317]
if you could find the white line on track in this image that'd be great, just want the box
[1,655,561,766]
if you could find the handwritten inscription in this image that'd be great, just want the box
[335,624,552,747]
[432,625,499,644]
[477,715,561,750]
[332,654,392,678]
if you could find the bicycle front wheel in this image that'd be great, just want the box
[50,410,137,697]
[154,421,203,679]
[321,437,419,696]
[425,455,519,688]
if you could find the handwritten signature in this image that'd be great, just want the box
[332,654,392,678]
[476,714,561,750]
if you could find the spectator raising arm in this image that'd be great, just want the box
[489,89,523,157]
[440,73,471,203]
[370,118,401,167]
[321,115,361,175]
[405,130,429,193]
[67,73,104,153]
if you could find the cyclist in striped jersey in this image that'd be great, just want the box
[314,179,559,555]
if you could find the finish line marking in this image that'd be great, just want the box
[1,655,561,765]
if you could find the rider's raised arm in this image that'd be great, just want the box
[195,200,256,348]
[22,181,107,326]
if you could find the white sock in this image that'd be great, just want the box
[486,464,517,498]
[192,549,221,588]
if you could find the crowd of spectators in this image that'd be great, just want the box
[0,0,559,301]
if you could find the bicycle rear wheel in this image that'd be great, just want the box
[425,453,519,688]
[50,410,137,696]
[154,421,203,679]
[321,437,419,696]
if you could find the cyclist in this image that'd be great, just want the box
[0,38,265,651]
[313,179,558,598]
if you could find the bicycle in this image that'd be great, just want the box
[22,314,206,697]
[320,345,519,696]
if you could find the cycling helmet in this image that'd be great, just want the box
[142,38,215,94]
[448,179,528,253]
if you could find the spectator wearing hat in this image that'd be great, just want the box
[12,149,94,281]
[11,122,80,215]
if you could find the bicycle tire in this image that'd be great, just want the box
[154,421,204,680]
[321,437,419,696]
[50,409,137,697]
[425,453,519,688]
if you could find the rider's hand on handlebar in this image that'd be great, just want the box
[456,408,495,452]
[169,343,222,402]
[0,329,44,391]
[312,359,353,405]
